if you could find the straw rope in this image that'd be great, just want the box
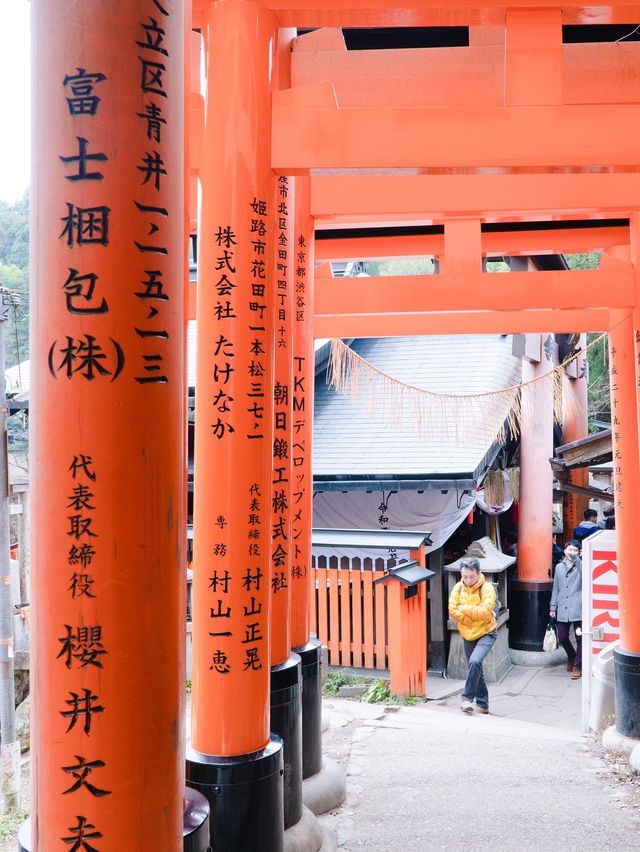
[327,334,605,447]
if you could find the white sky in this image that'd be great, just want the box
[0,2,30,203]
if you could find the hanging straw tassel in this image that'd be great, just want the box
[327,335,602,447]
[507,467,521,501]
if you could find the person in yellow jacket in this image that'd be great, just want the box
[448,557,497,715]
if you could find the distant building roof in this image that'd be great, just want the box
[313,335,521,487]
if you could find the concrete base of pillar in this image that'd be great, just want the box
[318,824,339,851]
[302,757,346,816]
[284,805,323,852]
[629,744,640,773]
[509,647,567,667]
[602,724,640,756]
[447,622,511,683]
[320,645,329,686]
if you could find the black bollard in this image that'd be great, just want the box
[508,580,553,653]
[186,736,284,852]
[270,653,303,829]
[614,647,640,738]
[294,637,322,779]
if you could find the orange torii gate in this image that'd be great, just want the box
[26,3,640,852]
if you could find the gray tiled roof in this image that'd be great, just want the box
[313,335,521,479]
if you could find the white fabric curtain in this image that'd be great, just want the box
[312,488,477,561]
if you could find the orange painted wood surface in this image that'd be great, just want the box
[252,1,640,29]
[387,585,403,693]
[310,174,640,220]
[328,560,341,661]
[609,307,640,653]
[272,103,640,171]
[362,570,375,669]
[314,308,609,339]
[316,565,330,654]
[292,40,640,108]
[313,563,389,668]
[505,10,563,106]
[269,171,294,668]
[315,268,634,315]
[191,0,277,756]
[351,569,363,668]
[518,356,555,580]
[31,1,185,847]
[374,571,387,669]
[291,177,315,649]
[340,563,352,663]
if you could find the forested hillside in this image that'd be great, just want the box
[0,194,29,368]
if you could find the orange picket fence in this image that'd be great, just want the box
[313,554,394,670]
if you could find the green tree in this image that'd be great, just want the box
[585,331,610,427]
[0,194,29,368]
[564,252,600,271]
[364,258,434,276]
[0,194,29,269]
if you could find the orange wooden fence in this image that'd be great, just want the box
[313,555,394,670]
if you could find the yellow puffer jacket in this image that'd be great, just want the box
[448,572,497,641]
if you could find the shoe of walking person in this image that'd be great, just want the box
[475,705,489,714]
[566,656,575,672]
[461,699,474,714]
[571,667,582,679]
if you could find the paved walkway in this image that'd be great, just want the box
[435,661,582,729]
[318,662,640,851]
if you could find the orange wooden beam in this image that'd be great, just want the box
[313,308,609,338]
[251,2,640,29]
[314,227,629,261]
[292,42,640,108]
[505,10,563,106]
[310,173,640,221]
[315,267,634,314]
[442,219,482,274]
[315,234,444,261]
[272,102,640,170]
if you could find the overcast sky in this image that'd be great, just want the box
[0,2,30,202]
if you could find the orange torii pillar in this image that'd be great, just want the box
[268,30,303,835]
[608,234,640,737]
[269,142,304,834]
[561,335,589,538]
[186,2,284,851]
[23,2,211,851]
[292,178,323,779]
[510,336,556,660]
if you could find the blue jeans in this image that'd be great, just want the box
[462,632,497,709]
